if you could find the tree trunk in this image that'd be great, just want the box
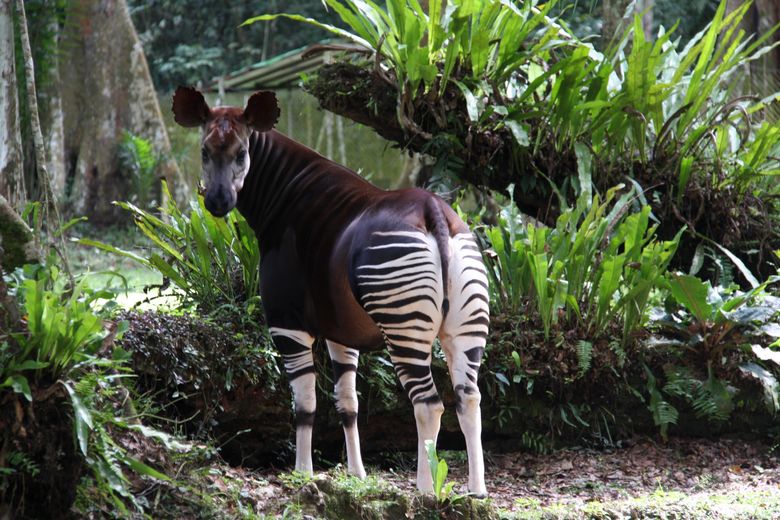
[748,0,780,104]
[0,0,26,212]
[16,0,60,233]
[0,194,38,272]
[59,0,185,224]
[601,0,632,47]
[42,14,66,197]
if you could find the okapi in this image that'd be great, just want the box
[172,86,489,495]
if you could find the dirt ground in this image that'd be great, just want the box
[385,437,780,512]
[185,436,780,518]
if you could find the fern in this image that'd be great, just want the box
[117,131,162,211]
[692,372,733,422]
[662,364,734,422]
[1,451,40,477]
[521,431,551,455]
[645,365,679,440]
[662,365,698,399]
[576,340,593,376]
[608,339,627,368]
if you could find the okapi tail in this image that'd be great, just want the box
[425,197,451,318]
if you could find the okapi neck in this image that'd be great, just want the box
[235,129,382,252]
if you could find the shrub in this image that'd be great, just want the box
[1,258,182,516]
[480,186,681,342]
[84,182,261,318]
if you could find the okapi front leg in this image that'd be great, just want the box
[270,327,317,473]
[326,340,366,478]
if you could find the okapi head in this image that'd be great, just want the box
[172,86,280,216]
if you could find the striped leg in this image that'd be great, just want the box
[269,327,317,474]
[440,233,490,496]
[391,347,444,493]
[356,230,444,492]
[326,340,366,478]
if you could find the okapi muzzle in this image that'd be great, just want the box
[172,85,280,217]
[203,181,235,218]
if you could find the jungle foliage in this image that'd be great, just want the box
[0,247,184,517]
[249,0,780,279]
[127,0,343,91]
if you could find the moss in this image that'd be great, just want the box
[0,196,38,271]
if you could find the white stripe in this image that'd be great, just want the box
[357,251,433,270]
[371,231,428,239]
[358,264,437,280]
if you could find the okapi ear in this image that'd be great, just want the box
[242,91,280,132]
[172,86,211,127]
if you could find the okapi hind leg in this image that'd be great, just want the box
[269,327,317,474]
[326,340,366,478]
[354,229,445,492]
[439,232,490,497]
[390,351,445,493]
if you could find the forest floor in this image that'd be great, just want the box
[131,435,780,519]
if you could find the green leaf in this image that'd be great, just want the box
[454,81,480,122]
[76,239,150,267]
[424,439,438,489]
[668,274,713,323]
[64,383,93,456]
[7,375,32,401]
[123,456,170,481]
[677,155,694,202]
[125,423,190,452]
[241,13,373,50]
[711,242,760,289]
[574,142,593,202]
[739,362,780,413]
[14,359,49,371]
[506,119,529,146]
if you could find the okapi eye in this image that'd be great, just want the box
[201,148,209,162]
[236,149,246,164]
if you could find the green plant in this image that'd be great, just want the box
[262,0,780,276]
[278,470,314,490]
[520,430,551,455]
[1,254,184,515]
[642,271,780,436]
[661,273,779,362]
[1,262,115,400]
[0,451,40,478]
[65,369,187,514]
[662,365,733,422]
[481,187,681,342]
[84,182,261,316]
[245,0,568,97]
[424,439,459,503]
[643,365,679,440]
